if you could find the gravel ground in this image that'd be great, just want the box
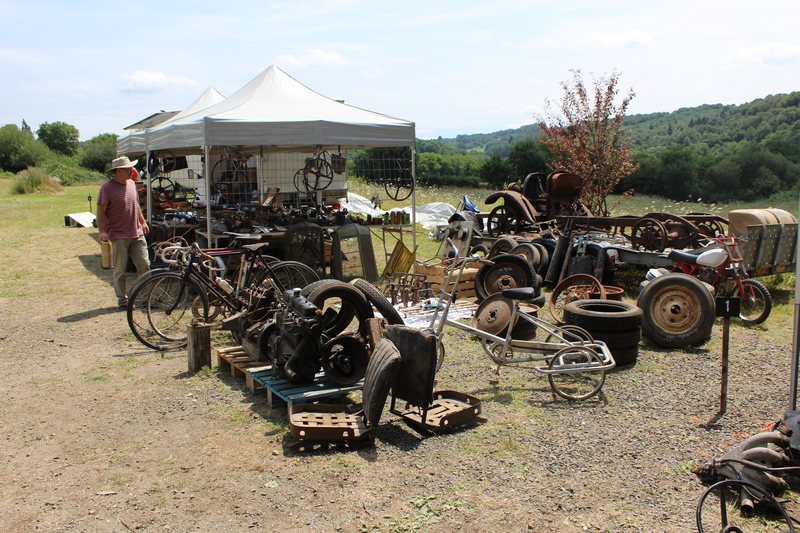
[0,225,797,532]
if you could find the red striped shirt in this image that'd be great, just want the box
[97,179,143,240]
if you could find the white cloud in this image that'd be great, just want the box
[275,49,348,68]
[587,30,653,49]
[727,43,800,66]
[121,71,200,94]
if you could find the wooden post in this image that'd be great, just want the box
[187,321,212,373]
[720,317,730,415]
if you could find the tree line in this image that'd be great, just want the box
[3,88,799,204]
[0,121,115,184]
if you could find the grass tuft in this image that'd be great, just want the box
[11,167,65,195]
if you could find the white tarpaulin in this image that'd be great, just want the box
[402,202,456,229]
[340,193,455,230]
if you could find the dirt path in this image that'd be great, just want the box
[0,225,797,532]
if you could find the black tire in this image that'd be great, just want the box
[509,242,541,271]
[607,344,640,366]
[363,338,402,428]
[475,253,537,302]
[563,299,643,332]
[307,281,374,337]
[737,278,772,325]
[488,237,517,258]
[637,273,715,348]
[300,278,339,297]
[350,278,404,325]
[127,272,209,351]
[530,242,550,275]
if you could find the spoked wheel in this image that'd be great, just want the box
[127,272,209,351]
[696,479,795,533]
[151,176,176,202]
[630,217,668,251]
[296,158,334,192]
[547,346,606,401]
[737,279,772,325]
[548,274,605,325]
[384,159,414,201]
[486,205,517,237]
[253,260,320,292]
[306,281,374,338]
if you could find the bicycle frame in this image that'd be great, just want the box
[428,240,614,374]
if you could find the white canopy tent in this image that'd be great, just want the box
[117,87,226,155]
[117,65,417,249]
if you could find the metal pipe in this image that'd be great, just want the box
[204,144,212,245]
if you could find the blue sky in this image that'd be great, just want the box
[1,0,799,141]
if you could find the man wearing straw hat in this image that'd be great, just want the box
[97,156,150,309]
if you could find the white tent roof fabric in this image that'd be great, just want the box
[118,65,415,154]
[117,87,226,154]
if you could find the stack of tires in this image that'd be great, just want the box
[473,236,556,303]
[563,299,643,366]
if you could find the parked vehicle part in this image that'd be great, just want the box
[548,274,605,325]
[349,278,405,326]
[475,253,537,302]
[637,273,715,348]
[488,237,517,258]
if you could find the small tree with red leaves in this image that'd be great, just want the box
[538,69,638,216]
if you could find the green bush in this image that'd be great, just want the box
[43,158,104,185]
[0,124,50,172]
[11,167,65,194]
[79,133,118,172]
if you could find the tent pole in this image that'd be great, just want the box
[411,147,417,259]
[145,150,152,225]
[789,194,800,411]
[204,145,212,246]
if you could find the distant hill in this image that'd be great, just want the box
[427,91,800,162]
[420,91,800,201]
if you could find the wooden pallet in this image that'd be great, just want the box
[215,346,271,392]
[414,261,479,299]
[249,368,364,409]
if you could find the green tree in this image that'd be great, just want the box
[36,121,80,156]
[538,69,638,215]
[80,133,118,172]
[479,155,512,188]
[0,124,50,172]
[507,139,549,179]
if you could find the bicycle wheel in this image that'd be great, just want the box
[547,346,605,401]
[127,272,209,351]
[738,278,772,325]
[293,168,310,193]
[254,260,320,292]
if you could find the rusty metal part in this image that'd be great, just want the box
[473,294,515,336]
[479,259,532,296]
[321,335,370,386]
[630,217,668,251]
[558,212,730,251]
[548,274,605,325]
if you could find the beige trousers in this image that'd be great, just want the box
[111,236,150,302]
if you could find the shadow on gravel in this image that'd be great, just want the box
[57,306,119,323]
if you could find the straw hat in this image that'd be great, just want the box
[108,156,138,172]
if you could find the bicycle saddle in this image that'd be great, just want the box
[240,242,270,253]
[502,287,536,301]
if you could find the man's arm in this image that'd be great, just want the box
[136,196,149,235]
[96,200,109,241]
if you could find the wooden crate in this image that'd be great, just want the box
[414,261,479,299]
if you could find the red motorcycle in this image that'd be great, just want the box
[662,235,772,325]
